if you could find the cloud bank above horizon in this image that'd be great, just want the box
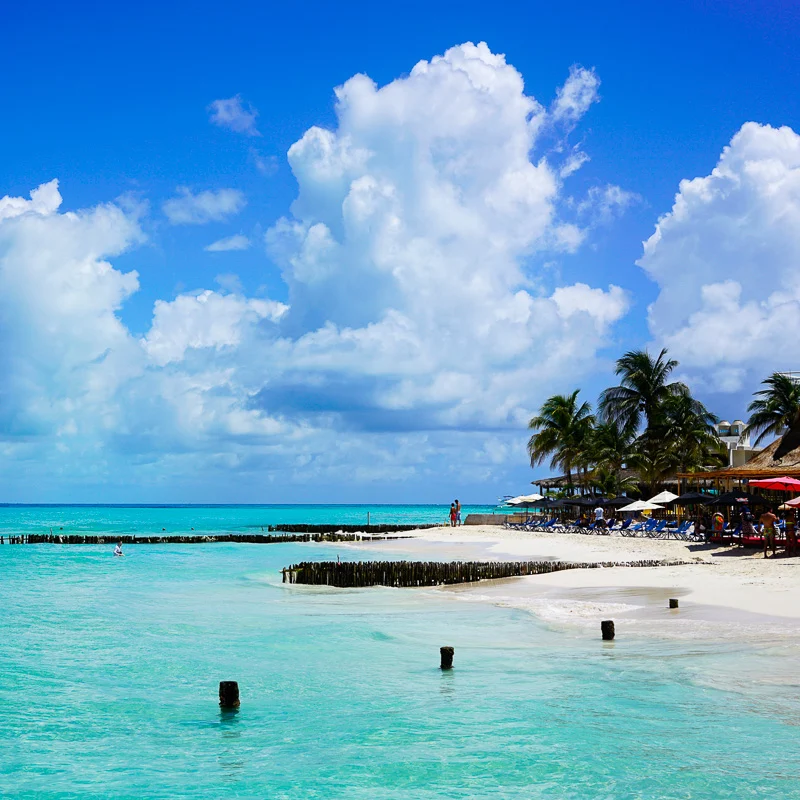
[0,42,796,499]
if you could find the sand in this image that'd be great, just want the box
[359,524,800,636]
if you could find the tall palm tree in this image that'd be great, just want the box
[598,348,689,434]
[746,373,800,446]
[654,394,724,472]
[527,391,595,494]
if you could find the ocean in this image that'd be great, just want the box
[1,506,799,798]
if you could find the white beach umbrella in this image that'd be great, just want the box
[506,494,544,506]
[648,490,679,504]
[618,500,664,512]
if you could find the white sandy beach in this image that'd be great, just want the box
[359,524,800,636]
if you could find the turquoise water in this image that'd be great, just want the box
[0,504,500,536]
[2,508,800,798]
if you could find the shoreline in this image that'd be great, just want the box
[356,524,800,634]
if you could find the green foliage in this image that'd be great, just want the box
[598,348,688,435]
[746,373,800,447]
[527,390,594,494]
[529,348,726,495]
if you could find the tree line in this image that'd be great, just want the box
[527,349,800,496]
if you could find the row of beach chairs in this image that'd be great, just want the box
[503,516,703,541]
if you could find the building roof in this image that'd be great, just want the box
[679,416,800,479]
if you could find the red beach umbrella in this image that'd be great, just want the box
[749,476,800,492]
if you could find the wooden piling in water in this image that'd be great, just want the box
[601,620,615,640]
[219,681,240,708]
[669,598,679,609]
[440,646,454,670]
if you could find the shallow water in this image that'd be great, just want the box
[2,517,800,797]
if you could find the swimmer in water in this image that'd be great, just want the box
[114,542,124,557]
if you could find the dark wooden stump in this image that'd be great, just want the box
[219,681,240,708]
[601,620,615,640]
[440,646,454,670]
[669,598,679,609]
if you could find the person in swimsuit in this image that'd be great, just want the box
[785,513,796,557]
[114,542,124,557]
[455,499,462,526]
[449,503,456,527]
[760,508,778,558]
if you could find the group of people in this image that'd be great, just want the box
[448,500,462,527]
[693,505,798,558]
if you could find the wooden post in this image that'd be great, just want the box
[440,646,454,670]
[601,620,615,640]
[669,598,679,609]
[219,681,240,708]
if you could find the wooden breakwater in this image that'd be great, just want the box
[266,523,435,534]
[0,532,396,546]
[282,559,695,587]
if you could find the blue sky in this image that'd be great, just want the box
[1,0,799,502]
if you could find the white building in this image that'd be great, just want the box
[715,419,759,467]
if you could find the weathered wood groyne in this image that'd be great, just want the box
[282,558,694,587]
[266,523,434,534]
[0,532,397,546]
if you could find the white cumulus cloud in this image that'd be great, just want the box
[205,234,251,252]
[639,122,800,392]
[163,187,246,225]
[207,95,260,136]
[0,43,631,497]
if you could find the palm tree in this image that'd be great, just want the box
[746,373,800,446]
[654,394,724,472]
[590,420,636,475]
[589,466,639,498]
[629,442,678,496]
[598,348,689,434]
[527,391,595,494]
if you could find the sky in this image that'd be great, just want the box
[1,0,800,503]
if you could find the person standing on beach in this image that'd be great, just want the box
[760,508,778,558]
[785,512,797,557]
[449,503,457,527]
[455,499,462,526]
[593,504,605,530]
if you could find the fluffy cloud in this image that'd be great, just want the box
[0,180,143,441]
[551,65,600,125]
[207,95,260,136]
[144,290,287,366]
[163,188,246,225]
[640,122,800,392]
[264,42,626,431]
[0,43,631,497]
[205,234,251,252]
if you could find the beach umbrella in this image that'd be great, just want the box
[749,476,800,492]
[671,491,713,506]
[562,495,605,507]
[784,495,800,508]
[506,493,545,506]
[618,500,664,512]
[601,496,634,508]
[648,490,679,504]
[708,491,770,507]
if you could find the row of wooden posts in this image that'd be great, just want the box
[265,523,434,534]
[221,597,684,703]
[0,532,384,546]
[281,558,694,587]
